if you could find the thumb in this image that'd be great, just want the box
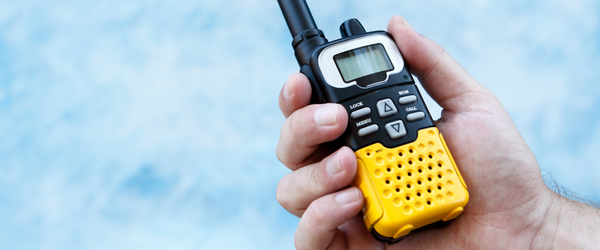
[387,16,493,114]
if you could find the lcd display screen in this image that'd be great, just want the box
[333,44,393,82]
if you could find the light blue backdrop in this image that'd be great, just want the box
[0,0,598,249]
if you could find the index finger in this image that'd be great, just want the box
[279,73,312,118]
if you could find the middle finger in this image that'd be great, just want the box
[276,103,348,170]
[276,146,357,217]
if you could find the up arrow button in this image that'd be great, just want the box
[384,103,393,112]
[376,98,398,118]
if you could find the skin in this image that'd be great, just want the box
[276,16,600,249]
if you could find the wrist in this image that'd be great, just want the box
[532,188,600,248]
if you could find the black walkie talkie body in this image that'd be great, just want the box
[278,0,469,243]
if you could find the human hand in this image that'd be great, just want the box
[276,16,599,249]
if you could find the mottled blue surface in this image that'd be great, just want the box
[0,0,598,249]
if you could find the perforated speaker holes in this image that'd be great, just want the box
[371,134,457,213]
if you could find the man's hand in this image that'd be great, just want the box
[276,16,600,249]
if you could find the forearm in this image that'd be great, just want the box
[533,190,600,249]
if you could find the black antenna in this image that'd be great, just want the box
[278,0,327,66]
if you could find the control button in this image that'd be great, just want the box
[358,124,379,137]
[385,120,406,139]
[407,111,425,121]
[350,107,371,119]
[399,95,417,105]
[376,99,398,118]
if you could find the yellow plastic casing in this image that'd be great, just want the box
[353,127,469,240]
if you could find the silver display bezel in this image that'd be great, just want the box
[318,33,405,89]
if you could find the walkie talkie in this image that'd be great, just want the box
[278,0,469,243]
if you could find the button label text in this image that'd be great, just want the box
[406,106,417,112]
[356,118,371,127]
[350,102,363,110]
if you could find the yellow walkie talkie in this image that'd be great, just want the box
[278,0,469,243]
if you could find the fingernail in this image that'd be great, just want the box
[326,150,343,175]
[398,16,415,31]
[313,104,338,126]
[397,15,405,25]
[335,188,360,205]
[283,80,291,98]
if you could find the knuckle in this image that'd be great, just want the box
[294,232,307,250]
[276,175,305,216]
[276,177,292,209]
[275,143,286,164]
[308,162,326,193]
[303,202,327,231]
[287,116,303,140]
[275,117,302,166]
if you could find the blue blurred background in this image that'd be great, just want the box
[0,0,598,249]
